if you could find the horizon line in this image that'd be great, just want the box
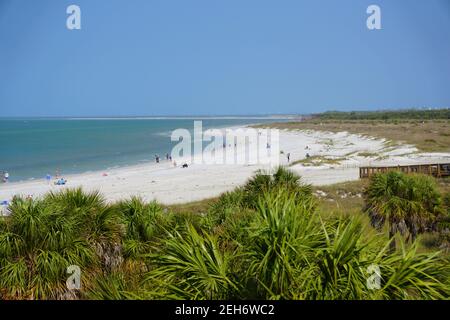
[1,107,448,119]
[0,114,305,120]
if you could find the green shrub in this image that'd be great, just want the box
[364,172,444,250]
[144,224,238,299]
[2,170,449,300]
[242,166,313,209]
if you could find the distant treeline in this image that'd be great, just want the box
[314,109,450,120]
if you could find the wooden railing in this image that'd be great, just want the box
[359,163,450,178]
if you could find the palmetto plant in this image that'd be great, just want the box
[304,218,373,300]
[1,170,449,300]
[364,172,444,251]
[243,166,313,209]
[303,219,450,300]
[144,224,238,300]
[85,272,148,300]
[242,187,450,300]
[272,166,311,195]
[0,188,123,299]
[244,189,321,299]
[0,196,94,299]
[207,188,245,227]
[118,197,172,241]
[117,197,170,260]
[375,242,450,299]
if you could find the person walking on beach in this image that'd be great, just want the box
[3,171,9,183]
[287,153,290,163]
[46,173,51,184]
[155,155,160,163]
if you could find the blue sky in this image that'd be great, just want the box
[0,0,449,116]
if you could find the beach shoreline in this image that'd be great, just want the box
[1,127,449,205]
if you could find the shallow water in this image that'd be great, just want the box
[0,117,289,182]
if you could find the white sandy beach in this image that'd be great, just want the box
[1,128,449,205]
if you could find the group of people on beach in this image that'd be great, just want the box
[154,153,190,168]
[1,140,307,189]
[45,169,67,185]
[283,146,312,163]
[155,153,173,164]
[1,170,67,185]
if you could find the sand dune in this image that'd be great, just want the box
[1,128,449,206]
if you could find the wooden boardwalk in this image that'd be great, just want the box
[359,163,450,179]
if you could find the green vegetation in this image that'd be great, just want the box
[364,172,444,251]
[255,109,450,152]
[1,168,450,300]
[315,109,450,121]
[290,155,346,167]
[257,119,450,152]
[357,152,379,158]
[0,189,121,299]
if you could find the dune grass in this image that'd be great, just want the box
[290,155,347,167]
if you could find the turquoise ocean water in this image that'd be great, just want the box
[0,117,289,182]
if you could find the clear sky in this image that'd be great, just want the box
[0,0,449,116]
